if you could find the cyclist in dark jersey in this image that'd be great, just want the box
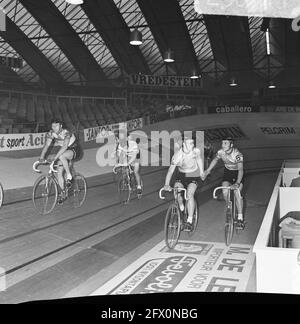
[204,137,244,227]
[39,119,80,203]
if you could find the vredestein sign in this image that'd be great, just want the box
[129,74,203,88]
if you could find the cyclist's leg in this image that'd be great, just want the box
[58,150,74,182]
[56,161,67,204]
[174,180,184,211]
[56,162,65,191]
[186,182,198,224]
[234,182,244,220]
[132,160,141,188]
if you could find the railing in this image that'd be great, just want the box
[253,160,300,294]
[0,89,127,107]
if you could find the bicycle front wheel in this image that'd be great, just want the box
[164,203,181,249]
[70,173,87,208]
[33,175,58,215]
[225,207,234,246]
[118,175,131,204]
[0,182,4,208]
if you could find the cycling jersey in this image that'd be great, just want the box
[46,129,76,147]
[216,147,243,171]
[171,147,201,173]
[117,139,140,164]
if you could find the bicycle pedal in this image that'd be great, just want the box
[183,223,193,231]
[236,220,246,230]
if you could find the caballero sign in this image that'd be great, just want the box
[209,105,259,113]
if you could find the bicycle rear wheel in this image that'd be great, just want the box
[164,203,181,249]
[0,182,4,208]
[118,175,131,204]
[69,173,87,208]
[33,175,58,215]
[224,206,234,246]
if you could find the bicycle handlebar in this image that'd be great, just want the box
[213,186,241,200]
[50,161,58,173]
[113,164,133,174]
[33,160,58,173]
[33,160,49,173]
[159,187,188,200]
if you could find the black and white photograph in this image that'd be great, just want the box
[0,0,300,309]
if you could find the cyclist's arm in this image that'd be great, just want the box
[40,137,53,160]
[206,156,219,174]
[127,150,137,165]
[165,151,180,186]
[235,162,244,185]
[127,142,139,165]
[54,137,70,160]
[164,164,176,186]
[196,155,204,177]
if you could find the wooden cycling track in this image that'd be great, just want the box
[0,165,276,303]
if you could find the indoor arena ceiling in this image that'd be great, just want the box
[0,0,298,90]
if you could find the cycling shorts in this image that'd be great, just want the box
[222,168,243,185]
[175,170,201,187]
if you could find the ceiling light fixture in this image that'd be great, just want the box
[65,0,84,5]
[129,28,143,45]
[190,70,199,79]
[229,77,237,87]
[266,28,271,55]
[268,80,276,89]
[129,2,143,46]
[163,49,174,63]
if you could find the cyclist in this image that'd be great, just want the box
[115,130,142,196]
[204,137,244,227]
[39,119,81,204]
[163,132,204,230]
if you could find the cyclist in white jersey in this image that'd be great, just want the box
[39,119,80,204]
[164,133,204,230]
[115,130,142,195]
[204,137,244,226]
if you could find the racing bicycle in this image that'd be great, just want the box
[213,186,244,246]
[32,160,87,215]
[113,164,143,204]
[159,187,199,249]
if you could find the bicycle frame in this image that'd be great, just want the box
[33,160,64,191]
[159,186,198,249]
[113,164,135,189]
[33,160,87,214]
[33,160,76,197]
[159,187,189,224]
[213,186,242,245]
[213,186,241,205]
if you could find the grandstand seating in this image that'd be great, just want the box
[0,91,198,134]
